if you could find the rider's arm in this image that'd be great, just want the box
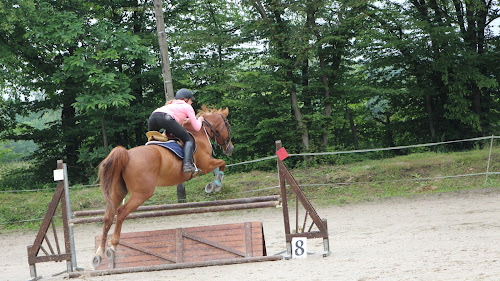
[185,105,203,131]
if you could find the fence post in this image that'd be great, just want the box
[177,182,187,203]
[62,162,78,271]
[485,135,494,184]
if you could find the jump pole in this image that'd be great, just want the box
[68,256,280,278]
[70,196,280,224]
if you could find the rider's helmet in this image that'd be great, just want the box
[175,88,195,100]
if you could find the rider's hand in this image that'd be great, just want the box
[198,116,204,122]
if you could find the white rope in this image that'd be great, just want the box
[0,217,44,225]
[0,183,99,193]
[226,136,497,167]
[226,156,277,167]
[1,136,497,192]
[4,171,499,225]
[290,136,497,157]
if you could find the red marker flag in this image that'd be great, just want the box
[276,147,289,161]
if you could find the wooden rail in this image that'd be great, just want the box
[70,195,280,225]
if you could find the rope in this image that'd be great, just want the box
[3,171,499,225]
[1,135,497,192]
[1,136,498,224]
[0,183,99,193]
[227,136,497,167]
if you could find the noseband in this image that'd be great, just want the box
[202,114,232,153]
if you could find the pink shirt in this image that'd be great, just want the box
[154,100,203,131]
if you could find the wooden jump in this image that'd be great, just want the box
[27,140,330,280]
[70,195,280,225]
[68,222,282,278]
[276,140,330,258]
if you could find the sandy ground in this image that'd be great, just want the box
[2,188,500,281]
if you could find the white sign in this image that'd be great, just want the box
[53,169,64,181]
[291,237,307,259]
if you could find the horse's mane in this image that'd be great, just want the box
[181,105,225,127]
[197,105,223,116]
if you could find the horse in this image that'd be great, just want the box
[92,106,234,267]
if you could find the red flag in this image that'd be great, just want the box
[276,147,289,161]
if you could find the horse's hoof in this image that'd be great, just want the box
[214,181,222,192]
[205,182,215,193]
[105,248,115,259]
[92,255,102,268]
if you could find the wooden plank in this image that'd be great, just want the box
[176,228,183,263]
[182,232,246,257]
[94,222,266,270]
[69,256,283,278]
[75,196,280,217]
[72,201,279,224]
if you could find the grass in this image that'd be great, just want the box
[1,146,499,231]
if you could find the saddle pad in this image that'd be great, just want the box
[146,141,184,159]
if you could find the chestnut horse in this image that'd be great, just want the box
[92,106,233,267]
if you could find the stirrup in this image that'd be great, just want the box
[183,164,196,173]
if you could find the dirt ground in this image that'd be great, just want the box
[2,188,500,281]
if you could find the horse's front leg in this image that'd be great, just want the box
[204,158,226,193]
[212,167,224,192]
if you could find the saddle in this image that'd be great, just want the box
[146,131,170,142]
[145,130,200,177]
[145,131,196,148]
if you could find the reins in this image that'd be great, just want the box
[202,114,232,155]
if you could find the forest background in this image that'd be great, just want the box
[0,0,499,189]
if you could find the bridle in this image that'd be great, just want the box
[202,114,232,154]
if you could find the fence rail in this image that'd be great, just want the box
[2,136,499,225]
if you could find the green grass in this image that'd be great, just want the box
[1,146,499,231]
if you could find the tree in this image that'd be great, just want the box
[0,0,159,181]
[166,0,251,106]
[357,0,500,143]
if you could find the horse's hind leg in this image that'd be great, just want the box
[93,187,127,267]
[108,191,153,252]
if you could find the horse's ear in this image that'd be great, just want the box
[221,107,229,117]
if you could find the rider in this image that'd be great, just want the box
[148,88,204,174]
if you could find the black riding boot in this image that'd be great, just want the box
[182,141,196,173]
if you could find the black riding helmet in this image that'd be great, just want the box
[175,88,195,100]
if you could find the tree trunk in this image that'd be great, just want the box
[290,84,310,151]
[347,107,359,149]
[153,0,174,100]
[101,117,109,152]
[385,114,395,148]
[62,91,78,168]
[425,92,436,139]
[318,48,332,150]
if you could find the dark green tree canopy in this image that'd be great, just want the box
[1,0,499,186]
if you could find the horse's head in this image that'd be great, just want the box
[200,106,234,156]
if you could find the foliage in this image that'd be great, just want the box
[0,0,499,186]
[0,141,15,162]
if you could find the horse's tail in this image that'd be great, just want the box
[98,146,129,213]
